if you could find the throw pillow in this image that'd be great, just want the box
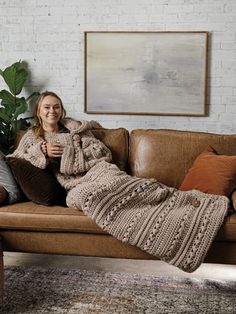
[179,146,236,196]
[0,151,21,204]
[0,185,8,205]
[7,157,66,206]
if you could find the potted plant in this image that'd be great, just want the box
[0,61,39,154]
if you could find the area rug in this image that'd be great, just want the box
[2,266,236,314]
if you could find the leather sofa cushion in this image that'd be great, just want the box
[216,213,236,241]
[0,201,235,241]
[129,129,236,188]
[92,128,129,171]
[0,202,107,234]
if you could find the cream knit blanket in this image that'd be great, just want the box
[67,161,229,273]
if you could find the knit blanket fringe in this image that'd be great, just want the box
[66,161,229,273]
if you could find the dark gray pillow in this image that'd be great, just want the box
[0,151,21,204]
[7,157,66,206]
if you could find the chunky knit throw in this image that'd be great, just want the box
[11,118,229,272]
[66,161,229,273]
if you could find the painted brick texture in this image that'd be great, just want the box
[0,0,236,132]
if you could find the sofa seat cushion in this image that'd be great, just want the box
[0,202,107,234]
[216,212,236,241]
[0,202,236,241]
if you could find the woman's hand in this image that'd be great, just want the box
[46,142,64,158]
[41,141,47,156]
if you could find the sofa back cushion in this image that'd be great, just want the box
[129,129,236,188]
[92,128,129,171]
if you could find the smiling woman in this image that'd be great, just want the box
[9,90,111,178]
[32,91,67,136]
[31,91,68,158]
[38,97,63,132]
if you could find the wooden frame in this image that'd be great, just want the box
[84,31,208,116]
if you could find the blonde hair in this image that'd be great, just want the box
[32,91,66,138]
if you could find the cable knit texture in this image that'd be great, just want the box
[10,118,229,272]
[66,161,229,273]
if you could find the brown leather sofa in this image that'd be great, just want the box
[0,128,236,265]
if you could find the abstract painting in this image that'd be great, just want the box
[84,31,208,116]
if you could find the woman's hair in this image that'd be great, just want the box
[32,91,66,138]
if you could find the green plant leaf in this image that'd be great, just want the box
[26,91,40,102]
[0,100,14,116]
[0,61,37,154]
[0,108,11,123]
[13,97,28,119]
[2,61,28,95]
[0,90,16,107]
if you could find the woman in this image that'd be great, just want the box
[10,91,229,273]
[11,91,112,191]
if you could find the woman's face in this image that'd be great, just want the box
[38,95,63,129]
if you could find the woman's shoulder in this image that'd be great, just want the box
[23,128,36,137]
[19,128,38,143]
[61,118,102,133]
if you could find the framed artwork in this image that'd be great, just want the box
[84,31,208,116]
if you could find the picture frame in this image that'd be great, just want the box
[84,31,208,116]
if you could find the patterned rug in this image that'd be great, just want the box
[2,266,236,313]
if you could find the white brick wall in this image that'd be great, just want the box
[0,0,236,133]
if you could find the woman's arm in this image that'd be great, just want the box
[59,131,112,175]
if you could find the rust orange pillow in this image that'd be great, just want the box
[179,147,236,196]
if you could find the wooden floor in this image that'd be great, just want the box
[4,252,236,281]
